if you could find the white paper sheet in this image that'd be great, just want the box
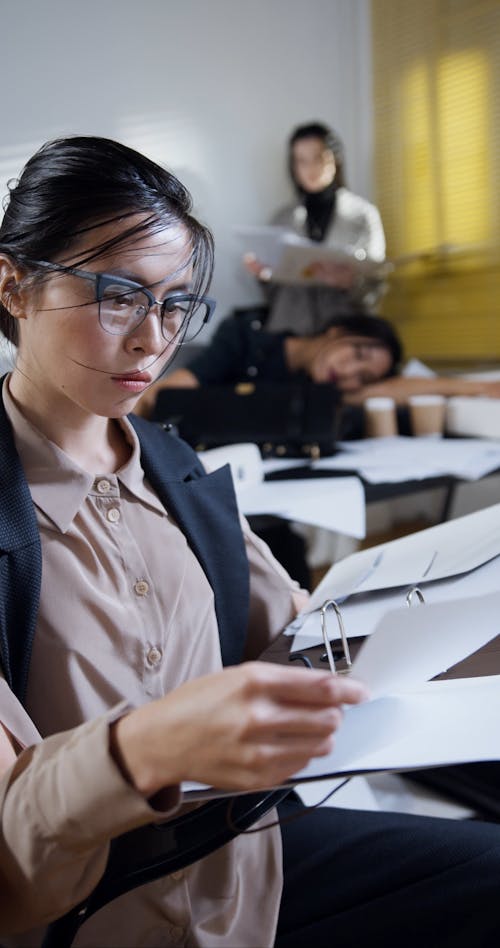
[290,553,500,651]
[304,502,500,612]
[312,435,500,482]
[234,224,296,269]
[200,445,366,536]
[271,243,389,286]
[234,476,365,537]
[182,675,500,799]
[294,675,500,783]
[199,443,263,488]
[234,224,387,286]
[350,591,500,698]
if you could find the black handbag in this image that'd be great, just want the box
[151,381,341,458]
[41,788,290,948]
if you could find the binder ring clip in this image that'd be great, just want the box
[406,586,426,607]
[320,599,352,675]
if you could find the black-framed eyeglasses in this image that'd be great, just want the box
[25,259,216,343]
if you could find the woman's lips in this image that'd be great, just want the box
[111,371,152,392]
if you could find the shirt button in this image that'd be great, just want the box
[247,365,258,377]
[134,580,149,597]
[106,507,120,523]
[96,479,111,494]
[147,646,163,667]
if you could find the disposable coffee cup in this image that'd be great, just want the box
[408,394,447,437]
[364,396,398,438]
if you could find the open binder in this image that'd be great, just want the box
[274,506,500,821]
[288,502,500,652]
[182,590,500,801]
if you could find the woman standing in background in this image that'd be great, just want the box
[244,122,386,334]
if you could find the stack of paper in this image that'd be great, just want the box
[200,443,366,538]
[312,436,500,482]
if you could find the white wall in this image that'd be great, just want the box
[0,0,373,329]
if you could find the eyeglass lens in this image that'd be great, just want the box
[98,284,209,343]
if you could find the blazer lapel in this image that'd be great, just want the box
[130,416,250,666]
[0,391,42,700]
[0,401,249,704]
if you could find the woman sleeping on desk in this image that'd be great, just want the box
[134,310,500,420]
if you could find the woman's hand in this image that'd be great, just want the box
[466,379,500,398]
[112,663,368,796]
[243,253,273,282]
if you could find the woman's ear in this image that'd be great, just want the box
[0,255,28,320]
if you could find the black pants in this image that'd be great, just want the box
[275,796,500,947]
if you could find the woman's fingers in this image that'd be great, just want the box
[256,704,344,738]
[243,252,273,281]
[212,734,338,791]
[180,665,366,788]
[241,661,368,707]
[114,663,368,795]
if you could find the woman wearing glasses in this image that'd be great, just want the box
[0,136,499,947]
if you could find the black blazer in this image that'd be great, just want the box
[0,392,250,704]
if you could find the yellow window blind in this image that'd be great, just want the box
[371,0,500,365]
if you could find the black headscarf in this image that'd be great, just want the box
[304,180,337,242]
[288,124,345,242]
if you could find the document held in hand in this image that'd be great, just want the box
[182,591,500,800]
[235,224,390,286]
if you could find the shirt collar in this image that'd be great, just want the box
[2,377,165,533]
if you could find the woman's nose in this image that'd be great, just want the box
[125,307,165,354]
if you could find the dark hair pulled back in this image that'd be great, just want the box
[288,121,346,192]
[323,313,403,376]
[0,136,214,345]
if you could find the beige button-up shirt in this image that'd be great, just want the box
[0,684,176,939]
[1,380,304,948]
